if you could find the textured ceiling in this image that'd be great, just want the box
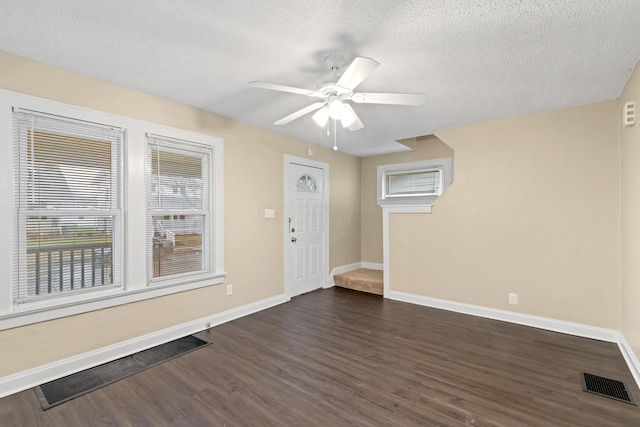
[1,1,639,156]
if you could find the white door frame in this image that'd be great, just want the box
[283,155,330,300]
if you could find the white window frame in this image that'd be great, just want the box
[377,157,453,208]
[385,168,442,198]
[0,89,224,330]
[145,134,215,286]
[12,107,125,305]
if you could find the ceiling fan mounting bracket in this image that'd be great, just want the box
[325,54,345,72]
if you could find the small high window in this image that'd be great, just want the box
[377,157,453,207]
[386,169,441,198]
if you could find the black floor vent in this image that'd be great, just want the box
[34,335,209,410]
[581,372,637,405]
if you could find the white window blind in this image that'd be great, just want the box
[386,169,441,197]
[146,134,213,283]
[13,108,124,304]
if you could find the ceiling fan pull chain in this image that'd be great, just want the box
[333,119,338,151]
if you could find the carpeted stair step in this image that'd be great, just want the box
[334,268,383,295]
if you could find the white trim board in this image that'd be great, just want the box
[328,262,383,287]
[387,291,619,341]
[618,334,640,391]
[0,293,287,399]
[362,262,384,271]
[388,290,640,390]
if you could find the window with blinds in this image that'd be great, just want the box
[386,169,441,197]
[377,158,453,208]
[146,134,213,283]
[13,108,124,304]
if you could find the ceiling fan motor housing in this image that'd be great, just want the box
[316,83,352,100]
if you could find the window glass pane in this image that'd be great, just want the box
[146,134,212,284]
[150,149,203,211]
[386,169,440,196]
[24,216,114,299]
[296,174,318,192]
[152,214,203,278]
[27,131,113,210]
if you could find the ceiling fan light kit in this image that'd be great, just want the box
[328,99,345,120]
[250,55,426,129]
[339,105,357,128]
[312,106,329,127]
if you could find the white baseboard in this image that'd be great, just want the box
[361,262,383,270]
[0,293,288,399]
[618,334,640,390]
[327,262,384,288]
[387,291,619,342]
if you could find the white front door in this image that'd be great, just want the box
[286,161,326,297]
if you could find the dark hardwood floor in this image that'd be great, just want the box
[1,287,640,426]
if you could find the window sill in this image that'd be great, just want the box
[377,195,438,208]
[0,274,225,331]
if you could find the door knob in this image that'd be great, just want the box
[291,237,297,243]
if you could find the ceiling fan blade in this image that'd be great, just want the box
[351,92,425,105]
[336,57,380,90]
[342,104,364,131]
[250,81,319,97]
[274,102,326,125]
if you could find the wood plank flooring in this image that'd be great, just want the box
[1,287,640,426]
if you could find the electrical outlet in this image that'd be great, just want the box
[226,284,233,296]
[509,293,518,305]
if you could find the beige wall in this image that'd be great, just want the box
[621,64,640,356]
[0,52,361,375]
[360,136,454,263]
[388,101,621,328]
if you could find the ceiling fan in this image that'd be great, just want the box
[249,55,425,132]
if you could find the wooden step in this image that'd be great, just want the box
[333,268,383,295]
